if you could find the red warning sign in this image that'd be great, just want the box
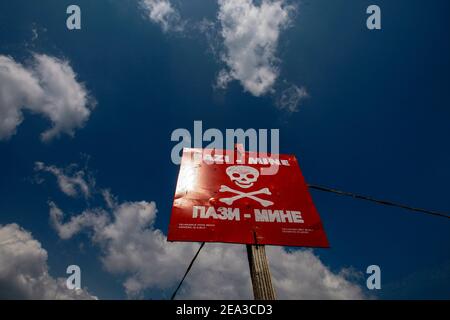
[168,148,329,247]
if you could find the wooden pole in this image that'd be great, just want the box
[235,144,276,300]
[246,244,276,300]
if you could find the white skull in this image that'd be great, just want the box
[226,165,259,189]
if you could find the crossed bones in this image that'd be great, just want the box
[219,185,274,207]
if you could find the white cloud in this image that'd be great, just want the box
[0,223,96,299]
[216,0,295,96]
[177,245,364,300]
[215,69,234,90]
[49,202,109,240]
[267,247,364,299]
[32,28,39,41]
[49,200,198,297]
[277,84,309,112]
[138,0,306,108]
[140,0,182,32]
[101,189,118,209]
[0,55,43,139]
[34,162,92,198]
[178,243,252,299]
[0,54,94,142]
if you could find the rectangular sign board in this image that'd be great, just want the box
[168,148,329,247]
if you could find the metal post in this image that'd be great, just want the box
[246,244,277,300]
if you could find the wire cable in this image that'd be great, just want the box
[308,184,450,219]
[170,185,448,300]
[170,242,205,300]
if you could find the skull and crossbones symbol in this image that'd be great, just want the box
[219,165,274,207]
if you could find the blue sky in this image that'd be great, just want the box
[0,0,449,299]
